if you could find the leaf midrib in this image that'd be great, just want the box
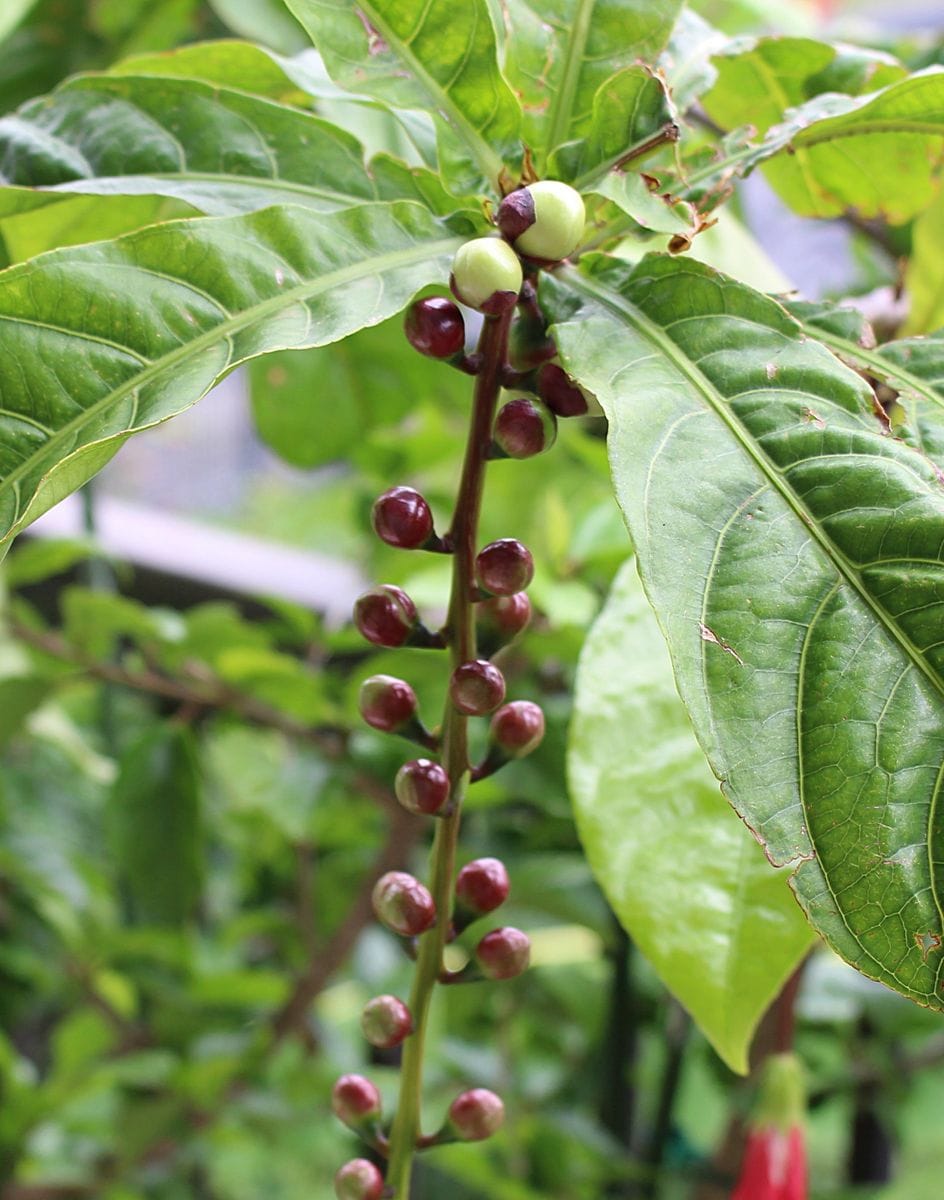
[357,0,505,187]
[0,228,462,533]
[797,116,944,146]
[561,267,944,709]
[545,0,595,155]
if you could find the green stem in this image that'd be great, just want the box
[385,307,513,1197]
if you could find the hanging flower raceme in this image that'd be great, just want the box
[732,1053,807,1200]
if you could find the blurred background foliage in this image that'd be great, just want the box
[1,1,944,1198]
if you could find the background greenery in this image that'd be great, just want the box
[1,1,944,1197]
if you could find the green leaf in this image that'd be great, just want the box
[903,189,944,336]
[0,0,39,45]
[705,61,944,221]
[0,74,381,216]
[501,0,682,164]
[570,559,815,1073]
[206,0,310,54]
[788,299,944,469]
[285,0,521,190]
[0,675,54,747]
[545,252,944,1012]
[108,724,203,926]
[0,200,462,552]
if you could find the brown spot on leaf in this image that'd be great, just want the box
[699,622,744,665]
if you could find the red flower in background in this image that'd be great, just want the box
[732,1053,807,1200]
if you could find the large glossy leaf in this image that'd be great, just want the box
[0,200,462,551]
[570,559,816,1073]
[544,253,944,1012]
[0,73,468,222]
[285,0,521,189]
[501,0,682,163]
[705,62,944,221]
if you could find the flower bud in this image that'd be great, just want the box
[448,1088,505,1141]
[372,871,437,937]
[493,396,557,459]
[450,238,523,315]
[733,1053,807,1200]
[501,181,585,263]
[334,1159,385,1200]
[475,539,534,597]
[455,857,510,919]
[478,592,532,643]
[332,1074,382,1129]
[475,926,531,980]
[490,701,545,758]
[358,674,418,733]
[404,296,465,358]
[360,994,414,1050]
[536,362,588,417]
[450,660,506,716]
[353,585,418,648]
[395,758,451,816]
[372,486,435,550]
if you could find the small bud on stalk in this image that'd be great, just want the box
[491,701,545,757]
[404,296,466,358]
[475,539,534,597]
[536,362,588,418]
[447,1088,506,1141]
[475,926,531,980]
[455,857,510,925]
[372,871,437,937]
[451,238,523,315]
[498,180,586,263]
[492,396,557,459]
[372,486,435,550]
[450,660,507,716]
[334,1158,385,1200]
[354,585,441,649]
[361,994,414,1050]
[395,758,451,816]
[358,674,418,733]
[478,591,532,647]
[332,1074,383,1129]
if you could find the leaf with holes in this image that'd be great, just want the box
[570,559,816,1072]
[545,253,944,1011]
[0,200,462,552]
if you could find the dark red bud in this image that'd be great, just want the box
[449,660,506,716]
[358,674,418,733]
[536,362,588,417]
[490,701,545,757]
[493,396,557,459]
[455,857,510,917]
[475,539,534,597]
[372,871,437,937]
[372,486,434,550]
[448,1088,505,1141]
[334,1158,385,1200]
[332,1074,382,1127]
[395,758,451,816]
[361,994,414,1050]
[478,592,532,642]
[497,188,536,242]
[404,296,466,358]
[475,927,531,980]
[353,585,418,648]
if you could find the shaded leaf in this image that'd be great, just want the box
[545,252,944,1012]
[206,0,310,54]
[903,189,944,336]
[570,559,816,1072]
[108,724,203,926]
[285,0,521,189]
[0,200,463,552]
[0,0,39,45]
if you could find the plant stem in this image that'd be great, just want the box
[385,308,513,1197]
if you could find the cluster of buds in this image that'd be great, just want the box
[333,177,588,1196]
